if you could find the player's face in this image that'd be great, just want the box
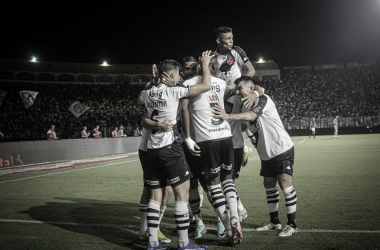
[181,62,199,80]
[218,32,233,51]
[235,81,252,98]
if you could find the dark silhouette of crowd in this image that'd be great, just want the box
[0,64,379,140]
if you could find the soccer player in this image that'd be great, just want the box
[214,26,256,168]
[309,118,317,139]
[181,53,257,245]
[141,51,215,250]
[333,116,339,138]
[213,76,299,237]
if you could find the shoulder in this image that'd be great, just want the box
[232,46,246,56]
[183,75,201,86]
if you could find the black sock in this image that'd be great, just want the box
[287,212,297,228]
[269,211,280,224]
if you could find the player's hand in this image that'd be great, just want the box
[152,64,159,79]
[212,105,228,120]
[158,120,173,132]
[185,137,201,156]
[254,85,265,96]
[161,72,176,86]
[199,50,215,66]
[241,85,265,108]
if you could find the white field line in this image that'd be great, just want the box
[299,138,309,144]
[0,159,138,184]
[0,219,379,234]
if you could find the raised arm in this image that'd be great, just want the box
[242,61,256,77]
[213,105,258,122]
[189,50,214,97]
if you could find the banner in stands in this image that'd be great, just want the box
[283,116,380,130]
[19,90,39,108]
[68,101,90,118]
[0,90,6,106]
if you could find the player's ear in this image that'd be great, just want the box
[216,37,220,45]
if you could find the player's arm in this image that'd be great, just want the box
[180,99,201,156]
[189,50,214,97]
[141,111,173,132]
[242,61,255,77]
[213,105,258,122]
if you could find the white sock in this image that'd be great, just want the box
[266,187,279,213]
[159,206,166,224]
[139,203,148,234]
[236,192,245,212]
[207,185,232,237]
[147,199,161,247]
[221,180,239,219]
[189,189,204,226]
[174,201,190,247]
[199,194,204,208]
[243,144,249,154]
[282,186,297,215]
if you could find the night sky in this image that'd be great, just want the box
[2,0,380,68]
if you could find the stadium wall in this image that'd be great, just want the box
[0,137,141,166]
[286,126,378,137]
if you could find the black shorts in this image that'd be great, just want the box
[182,142,203,180]
[198,137,234,180]
[233,148,244,179]
[260,147,294,178]
[146,143,192,189]
[138,149,149,187]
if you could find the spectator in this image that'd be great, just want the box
[92,125,101,139]
[47,125,58,140]
[81,126,89,139]
[112,127,119,137]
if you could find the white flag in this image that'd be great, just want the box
[20,91,39,108]
[0,90,6,106]
[68,101,90,118]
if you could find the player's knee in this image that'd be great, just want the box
[263,177,277,189]
[277,174,292,189]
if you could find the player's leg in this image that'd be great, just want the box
[164,144,206,250]
[138,149,150,240]
[189,178,207,239]
[157,185,173,244]
[277,149,298,237]
[220,138,242,244]
[233,147,247,222]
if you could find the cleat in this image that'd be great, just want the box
[139,232,148,241]
[256,221,282,231]
[194,225,207,239]
[220,235,234,245]
[242,147,252,167]
[238,208,248,222]
[230,216,243,244]
[217,220,226,238]
[157,229,171,244]
[278,225,298,237]
[147,242,170,250]
[177,240,207,250]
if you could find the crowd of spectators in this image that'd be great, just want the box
[261,66,380,121]
[0,82,145,140]
[0,65,379,140]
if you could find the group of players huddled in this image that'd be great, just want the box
[136,27,298,250]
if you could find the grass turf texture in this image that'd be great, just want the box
[0,134,379,249]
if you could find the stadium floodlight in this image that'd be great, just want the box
[101,61,109,66]
[258,58,264,63]
[31,57,37,62]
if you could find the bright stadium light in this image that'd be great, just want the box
[31,57,37,62]
[101,61,109,66]
[258,58,264,63]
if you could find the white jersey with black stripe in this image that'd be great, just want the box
[249,94,294,160]
[142,83,190,149]
[183,75,231,143]
[215,45,250,86]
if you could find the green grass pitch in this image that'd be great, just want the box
[0,134,379,249]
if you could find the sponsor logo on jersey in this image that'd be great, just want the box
[209,94,218,101]
[208,125,230,133]
[147,100,167,108]
[148,91,163,99]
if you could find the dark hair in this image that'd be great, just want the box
[157,59,181,75]
[234,76,255,85]
[215,26,232,38]
[182,56,198,65]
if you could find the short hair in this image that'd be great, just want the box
[182,56,198,65]
[215,26,232,38]
[157,59,181,75]
[234,76,255,86]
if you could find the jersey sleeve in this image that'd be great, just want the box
[233,46,250,67]
[137,91,146,105]
[251,95,268,117]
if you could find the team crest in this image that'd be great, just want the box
[227,57,235,65]
[252,106,261,113]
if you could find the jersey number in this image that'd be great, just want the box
[150,110,159,134]
[210,103,224,125]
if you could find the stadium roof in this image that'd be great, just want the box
[0,57,152,74]
[250,60,279,70]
